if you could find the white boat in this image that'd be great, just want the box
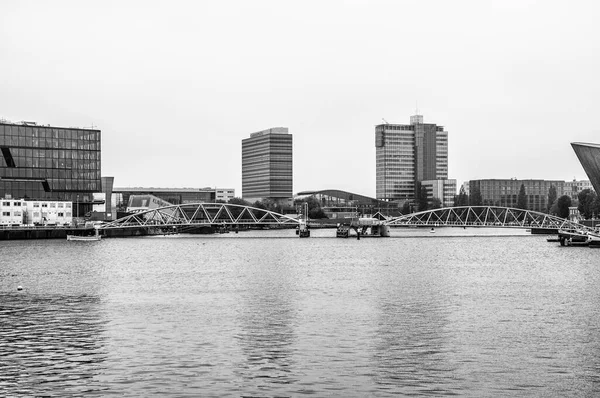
[67,234,101,241]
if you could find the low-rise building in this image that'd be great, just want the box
[564,179,594,200]
[0,198,72,226]
[0,199,25,226]
[113,187,235,207]
[25,200,73,226]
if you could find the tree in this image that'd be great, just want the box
[469,185,482,206]
[547,185,557,213]
[228,197,251,206]
[401,201,411,215]
[454,185,469,207]
[577,189,598,219]
[556,195,572,219]
[517,183,527,210]
[430,197,442,210]
[252,200,267,210]
[294,196,328,219]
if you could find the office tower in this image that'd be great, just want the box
[375,114,450,204]
[0,120,101,215]
[242,127,293,203]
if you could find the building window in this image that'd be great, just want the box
[33,203,40,207]
[2,212,10,216]
[58,212,64,217]
[42,203,48,208]
[58,203,64,208]
[2,202,10,207]
[50,203,56,208]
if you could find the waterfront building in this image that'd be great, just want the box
[113,187,235,209]
[468,179,565,212]
[125,194,173,212]
[421,179,457,208]
[571,142,600,194]
[0,199,25,226]
[0,120,101,215]
[295,189,401,218]
[564,179,594,200]
[0,198,72,226]
[242,127,293,204]
[375,114,450,205]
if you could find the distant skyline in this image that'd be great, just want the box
[1,0,598,197]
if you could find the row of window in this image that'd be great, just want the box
[0,137,100,151]
[0,125,99,140]
[1,211,71,217]
[1,201,72,208]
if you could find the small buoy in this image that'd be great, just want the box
[17,286,23,291]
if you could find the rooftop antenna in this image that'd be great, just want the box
[382,118,389,125]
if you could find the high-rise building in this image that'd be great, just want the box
[375,114,449,204]
[242,127,293,203]
[0,120,101,215]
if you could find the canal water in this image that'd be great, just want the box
[1,229,599,396]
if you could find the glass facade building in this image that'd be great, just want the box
[469,179,565,212]
[0,122,101,213]
[242,127,293,202]
[376,115,448,202]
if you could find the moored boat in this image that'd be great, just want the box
[558,229,589,246]
[587,233,600,248]
[67,234,101,241]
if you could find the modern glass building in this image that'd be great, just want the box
[0,121,101,214]
[375,114,449,203]
[242,127,293,202]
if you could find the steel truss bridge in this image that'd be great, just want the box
[99,204,593,235]
[384,206,595,232]
[99,203,302,230]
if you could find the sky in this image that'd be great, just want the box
[1,0,599,198]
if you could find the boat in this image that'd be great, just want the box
[67,234,101,241]
[587,233,600,248]
[558,229,589,246]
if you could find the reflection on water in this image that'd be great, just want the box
[232,245,298,395]
[0,293,107,396]
[1,232,600,396]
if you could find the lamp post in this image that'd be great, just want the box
[76,195,79,219]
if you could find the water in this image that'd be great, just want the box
[1,229,600,396]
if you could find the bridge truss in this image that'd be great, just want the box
[385,206,595,232]
[100,203,301,230]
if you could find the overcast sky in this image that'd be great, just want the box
[1,0,599,197]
